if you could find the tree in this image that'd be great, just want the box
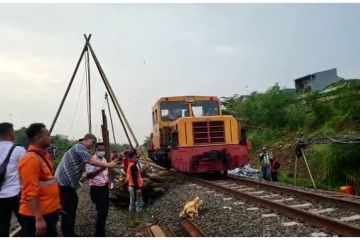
[15,127,28,147]
[110,143,130,153]
[221,83,296,129]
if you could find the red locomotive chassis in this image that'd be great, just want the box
[170,144,249,173]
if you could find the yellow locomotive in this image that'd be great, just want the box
[148,96,249,174]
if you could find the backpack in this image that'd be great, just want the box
[0,145,17,190]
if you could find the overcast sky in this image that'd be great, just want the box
[0,3,359,144]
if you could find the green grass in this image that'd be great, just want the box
[278,171,338,191]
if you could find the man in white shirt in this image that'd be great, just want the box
[85,142,111,237]
[0,122,26,236]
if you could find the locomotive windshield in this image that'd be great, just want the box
[192,100,220,116]
[160,101,190,121]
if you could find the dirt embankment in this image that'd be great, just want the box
[248,131,314,180]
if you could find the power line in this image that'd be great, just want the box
[117,98,151,108]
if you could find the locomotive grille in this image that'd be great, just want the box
[192,121,225,145]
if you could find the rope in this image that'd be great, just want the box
[295,135,360,157]
[68,66,87,136]
[117,98,151,108]
[106,93,117,145]
[296,135,360,147]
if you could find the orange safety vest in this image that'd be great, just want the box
[18,149,60,216]
[126,162,143,188]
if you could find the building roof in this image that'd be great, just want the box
[294,68,337,83]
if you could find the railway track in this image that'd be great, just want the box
[141,159,360,236]
[192,177,360,237]
[227,175,360,211]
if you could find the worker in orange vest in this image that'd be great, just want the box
[18,123,61,237]
[122,150,130,174]
[126,149,144,213]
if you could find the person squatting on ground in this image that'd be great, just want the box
[18,123,61,237]
[259,146,272,181]
[126,149,144,213]
[85,142,112,237]
[54,133,120,237]
[0,122,26,237]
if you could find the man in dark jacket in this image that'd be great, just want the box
[270,158,281,181]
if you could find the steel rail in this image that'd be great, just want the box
[192,177,360,237]
[180,219,206,237]
[227,175,360,212]
[139,159,360,236]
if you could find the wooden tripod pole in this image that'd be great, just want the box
[294,155,298,186]
[301,148,317,189]
[84,35,138,147]
[101,109,110,162]
[101,109,112,194]
[49,34,92,134]
[86,48,92,133]
[105,93,117,145]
